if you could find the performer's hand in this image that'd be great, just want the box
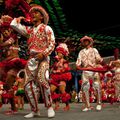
[76,66,81,70]
[1,15,12,21]
[16,16,25,23]
[36,53,44,60]
[53,70,60,73]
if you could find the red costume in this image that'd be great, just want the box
[0,15,27,114]
[4,0,31,19]
[50,43,72,111]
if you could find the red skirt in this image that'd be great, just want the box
[50,72,72,82]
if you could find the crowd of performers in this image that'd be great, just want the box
[75,36,120,111]
[0,0,120,119]
[0,14,27,114]
[0,0,56,118]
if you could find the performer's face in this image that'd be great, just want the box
[57,52,64,59]
[2,28,11,38]
[30,11,44,25]
[55,52,64,61]
[82,40,91,48]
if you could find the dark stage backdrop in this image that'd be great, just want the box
[0,0,120,61]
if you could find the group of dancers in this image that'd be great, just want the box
[0,0,120,119]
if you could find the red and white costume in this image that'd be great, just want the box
[10,5,55,116]
[76,36,103,111]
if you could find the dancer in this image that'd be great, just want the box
[109,48,120,102]
[0,15,26,114]
[76,36,103,111]
[14,69,25,110]
[11,5,55,118]
[50,43,72,111]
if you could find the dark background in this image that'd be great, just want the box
[59,1,120,37]
[0,0,119,59]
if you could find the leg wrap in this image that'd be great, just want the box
[37,60,50,89]
[42,87,53,107]
[81,81,90,106]
[24,81,39,112]
[37,60,53,107]
[93,81,101,104]
[92,72,101,104]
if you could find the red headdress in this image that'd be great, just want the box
[5,58,27,71]
[0,15,13,32]
[29,5,49,25]
[56,43,69,56]
[4,0,31,19]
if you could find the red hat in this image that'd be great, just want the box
[0,15,13,31]
[29,5,49,25]
[56,43,69,56]
[80,36,94,45]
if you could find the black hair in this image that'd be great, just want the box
[19,71,25,79]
